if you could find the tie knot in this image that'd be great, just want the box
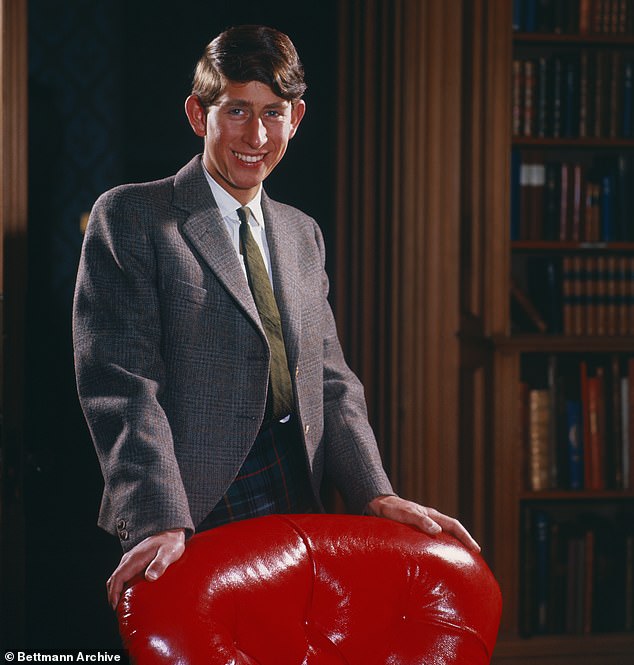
[237,206,252,225]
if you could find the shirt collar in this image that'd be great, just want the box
[201,162,264,227]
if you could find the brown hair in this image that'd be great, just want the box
[192,25,307,108]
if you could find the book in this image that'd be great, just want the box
[621,374,630,490]
[586,369,606,490]
[629,358,634,489]
[529,388,552,490]
[566,399,584,490]
[535,510,550,633]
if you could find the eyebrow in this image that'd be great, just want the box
[217,98,289,110]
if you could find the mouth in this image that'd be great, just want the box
[232,151,266,165]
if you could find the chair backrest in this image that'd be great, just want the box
[118,514,502,664]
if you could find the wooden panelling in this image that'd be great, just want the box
[335,0,464,515]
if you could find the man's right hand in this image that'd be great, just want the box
[106,528,186,610]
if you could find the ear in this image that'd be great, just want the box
[289,99,306,139]
[185,95,207,137]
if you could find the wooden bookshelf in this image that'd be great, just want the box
[476,1,634,663]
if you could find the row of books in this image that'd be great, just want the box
[562,254,634,335]
[511,255,634,335]
[511,151,634,242]
[514,0,634,35]
[521,509,634,635]
[512,52,634,139]
[520,355,634,491]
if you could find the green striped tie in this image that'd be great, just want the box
[238,206,294,423]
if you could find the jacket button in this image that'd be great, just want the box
[119,530,129,541]
[295,366,299,378]
[116,519,127,531]
[304,424,310,434]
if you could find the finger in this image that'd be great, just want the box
[107,572,124,611]
[429,510,481,552]
[145,539,185,581]
[382,500,442,535]
[107,549,155,609]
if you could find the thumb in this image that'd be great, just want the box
[145,538,185,581]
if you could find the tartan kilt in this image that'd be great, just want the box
[196,416,316,532]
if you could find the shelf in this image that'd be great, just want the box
[493,633,634,665]
[492,334,634,353]
[512,137,634,148]
[511,241,634,251]
[519,490,634,501]
[514,32,634,45]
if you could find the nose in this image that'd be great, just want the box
[244,115,267,148]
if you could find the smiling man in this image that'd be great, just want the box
[73,25,479,611]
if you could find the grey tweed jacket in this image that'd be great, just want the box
[73,155,393,551]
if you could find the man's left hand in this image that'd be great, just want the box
[367,495,481,552]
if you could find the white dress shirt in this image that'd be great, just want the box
[202,165,274,286]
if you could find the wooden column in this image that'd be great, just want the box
[335,0,464,514]
[1,0,28,646]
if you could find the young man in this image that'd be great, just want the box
[73,25,479,611]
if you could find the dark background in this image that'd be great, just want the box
[25,0,338,649]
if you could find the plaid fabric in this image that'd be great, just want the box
[196,417,316,532]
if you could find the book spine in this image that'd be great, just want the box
[607,255,618,335]
[573,254,585,335]
[529,388,552,490]
[513,59,523,136]
[629,357,634,489]
[562,256,574,334]
[535,510,550,633]
[621,374,630,489]
[536,56,548,137]
[566,400,585,490]
[559,162,570,240]
[524,59,536,137]
[596,255,608,335]
[610,355,624,489]
[585,256,597,336]
[623,58,633,137]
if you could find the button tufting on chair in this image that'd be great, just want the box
[117,514,502,664]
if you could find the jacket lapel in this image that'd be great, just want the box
[173,156,262,331]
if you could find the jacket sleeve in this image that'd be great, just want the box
[73,188,195,551]
[312,223,395,513]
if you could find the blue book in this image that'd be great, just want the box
[513,0,523,31]
[524,0,537,32]
[534,511,550,634]
[566,400,584,490]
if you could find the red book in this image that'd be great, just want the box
[586,370,606,490]
[580,0,592,33]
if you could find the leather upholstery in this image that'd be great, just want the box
[118,514,502,664]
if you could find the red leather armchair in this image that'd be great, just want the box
[118,514,502,664]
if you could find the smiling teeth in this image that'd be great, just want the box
[233,151,264,163]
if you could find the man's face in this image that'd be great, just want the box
[186,80,306,205]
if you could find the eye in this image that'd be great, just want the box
[228,108,247,117]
